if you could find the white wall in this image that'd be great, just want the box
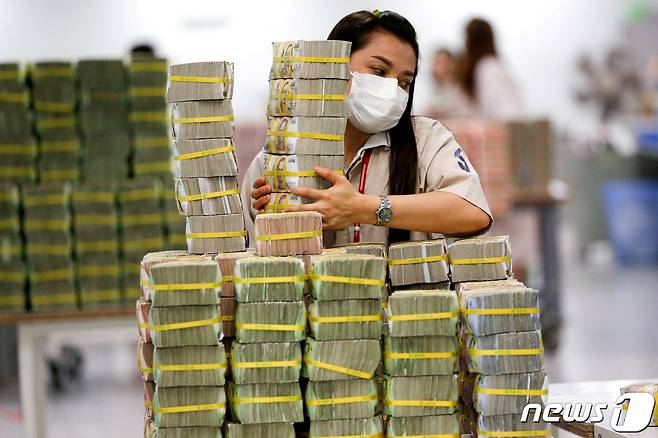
[0,0,631,126]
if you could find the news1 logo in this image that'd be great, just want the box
[521,392,656,433]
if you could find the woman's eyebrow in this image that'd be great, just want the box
[371,55,415,77]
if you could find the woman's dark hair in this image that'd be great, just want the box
[328,10,419,244]
[458,18,497,98]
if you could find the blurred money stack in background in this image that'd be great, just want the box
[0,184,26,312]
[72,184,121,308]
[128,57,171,178]
[167,61,247,255]
[138,254,227,437]
[450,236,549,438]
[78,60,130,182]
[30,61,80,182]
[23,184,77,310]
[119,178,165,302]
[303,253,385,437]
[263,40,351,212]
[0,63,36,183]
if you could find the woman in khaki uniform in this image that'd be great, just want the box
[243,10,493,246]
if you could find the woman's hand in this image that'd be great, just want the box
[250,177,272,214]
[286,167,376,230]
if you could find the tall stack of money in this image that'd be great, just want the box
[303,253,385,437]
[72,184,121,308]
[128,57,171,178]
[388,239,450,291]
[0,184,26,312]
[119,178,166,302]
[263,40,351,211]
[30,62,80,182]
[77,60,130,181]
[166,61,247,254]
[0,63,36,183]
[137,253,227,436]
[383,288,461,437]
[23,183,77,310]
[227,256,306,433]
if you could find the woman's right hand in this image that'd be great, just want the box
[250,177,272,214]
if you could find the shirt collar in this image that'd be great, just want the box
[345,131,391,175]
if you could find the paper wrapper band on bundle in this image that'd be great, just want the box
[253,212,322,257]
[167,61,234,102]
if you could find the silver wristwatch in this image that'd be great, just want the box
[375,194,393,226]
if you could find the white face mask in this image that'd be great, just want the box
[346,71,409,134]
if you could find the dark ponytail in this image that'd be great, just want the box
[328,10,419,244]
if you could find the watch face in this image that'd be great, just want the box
[378,207,393,223]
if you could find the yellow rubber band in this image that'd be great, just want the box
[24,194,65,206]
[40,169,78,180]
[236,322,305,332]
[477,430,550,437]
[155,362,227,372]
[273,56,350,64]
[306,393,378,407]
[176,188,240,202]
[384,399,457,408]
[475,386,548,396]
[121,188,159,202]
[450,255,511,265]
[309,314,382,323]
[35,102,75,113]
[267,130,343,141]
[122,213,162,226]
[303,357,372,379]
[308,272,385,286]
[271,93,345,101]
[148,316,220,332]
[131,61,168,72]
[31,292,76,305]
[131,111,167,122]
[386,434,458,438]
[33,67,72,78]
[462,307,540,316]
[219,315,235,322]
[135,136,170,148]
[0,295,25,306]
[265,204,292,211]
[135,161,171,174]
[123,238,164,252]
[0,70,19,80]
[175,145,235,161]
[30,269,71,282]
[467,348,544,356]
[24,219,68,230]
[233,275,306,284]
[309,433,383,438]
[388,311,459,321]
[151,282,221,291]
[223,275,234,283]
[255,230,321,241]
[186,231,247,239]
[0,166,33,176]
[230,395,301,404]
[265,169,344,177]
[384,351,458,360]
[231,360,301,369]
[73,192,114,203]
[388,254,449,265]
[173,115,234,124]
[169,75,232,83]
[155,402,225,414]
[0,92,27,103]
[0,271,25,282]
[41,140,79,152]
[0,218,19,229]
[0,144,36,154]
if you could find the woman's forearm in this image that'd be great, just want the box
[356,191,491,236]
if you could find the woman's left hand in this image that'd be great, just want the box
[286,166,369,230]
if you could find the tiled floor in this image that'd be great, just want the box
[0,263,656,437]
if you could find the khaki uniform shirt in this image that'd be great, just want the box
[241,116,493,246]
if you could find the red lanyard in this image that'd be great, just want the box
[353,149,373,243]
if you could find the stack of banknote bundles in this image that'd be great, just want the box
[228,256,305,431]
[119,178,165,301]
[388,239,450,291]
[253,212,323,257]
[167,62,247,255]
[137,256,227,436]
[302,253,385,436]
[78,60,131,181]
[0,63,36,182]
[458,272,548,437]
[264,40,350,209]
[0,184,26,311]
[30,61,80,182]
[23,183,77,310]
[72,184,121,307]
[448,236,512,284]
[129,57,171,177]
[383,288,461,435]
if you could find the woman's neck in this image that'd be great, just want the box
[343,121,370,167]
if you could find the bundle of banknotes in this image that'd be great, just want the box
[253,212,323,257]
[387,414,461,437]
[448,236,513,283]
[0,63,36,182]
[388,239,450,289]
[30,61,80,182]
[384,374,460,417]
[72,184,121,307]
[0,184,26,311]
[167,61,247,255]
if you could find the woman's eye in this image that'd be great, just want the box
[371,67,385,76]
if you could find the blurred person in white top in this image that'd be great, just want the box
[457,18,522,120]
[427,48,472,118]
